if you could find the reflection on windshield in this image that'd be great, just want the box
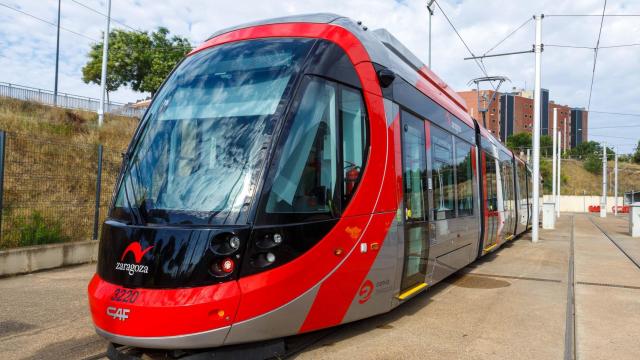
[113,39,314,225]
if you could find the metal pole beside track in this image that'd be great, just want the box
[54,0,61,107]
[614,149,618,216]
[601,142,607,218]
[98,0,111,127]
[552,108,558,205]
[531,14,543,243]
[557,130,561,218]
[0,131,5,241]
[93,144,103,240]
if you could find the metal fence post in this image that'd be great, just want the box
[0,131,5,241]
[92,144,103,240]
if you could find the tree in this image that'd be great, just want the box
[505,132,553,157]
[633,140,640,164]
[82,28,191,97]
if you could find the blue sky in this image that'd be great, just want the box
[1,0,639,153]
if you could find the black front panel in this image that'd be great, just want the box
[240,220,338,277]
[97,221,249,288]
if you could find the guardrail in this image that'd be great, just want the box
[0,82,145,118]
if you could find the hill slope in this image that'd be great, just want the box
[0,97,138,249]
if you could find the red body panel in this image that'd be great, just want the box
[299,212,395,332]
[88,274,240,337]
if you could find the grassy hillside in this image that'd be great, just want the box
[0,97,137,149]
[0,97,138,249]
[557,158,640,196]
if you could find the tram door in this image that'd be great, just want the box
[484,154,499,250]
[399,112,429,291]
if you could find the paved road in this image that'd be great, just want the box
[1,213,638,359]
[0,264,107,359]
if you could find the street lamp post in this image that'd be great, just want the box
[427,0,435,68]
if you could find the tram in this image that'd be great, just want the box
[88,13,533,351]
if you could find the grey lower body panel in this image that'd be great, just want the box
[95,325,230,350]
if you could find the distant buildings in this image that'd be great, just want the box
[458,88,588,150]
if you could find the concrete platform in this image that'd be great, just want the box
[0,213,638,359]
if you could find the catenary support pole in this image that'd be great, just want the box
[54,0,61,107]
[557,130,561,217]
[601,142,607,218]
[97,0,112,127]
[552,108,557,203]
[427,1,435,68]
[0,131,5,240]
[614,149,618,216]
[564,118,568,153]
[532,14,543,243]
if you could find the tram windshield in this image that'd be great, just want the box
[112,38,314,225]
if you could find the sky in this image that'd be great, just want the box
[1,0,639,153]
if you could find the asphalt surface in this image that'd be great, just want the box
[1,213,638,359]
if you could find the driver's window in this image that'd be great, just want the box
[341,86,367,204]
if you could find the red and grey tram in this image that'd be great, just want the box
[88,13,534,352]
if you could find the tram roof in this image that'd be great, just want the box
[205,13,482,130]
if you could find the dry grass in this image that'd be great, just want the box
[559,158,640,196]
[0,97,138,249]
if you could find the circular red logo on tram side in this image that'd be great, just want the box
[358,279,374,304]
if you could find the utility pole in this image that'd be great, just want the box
[552,108,557,204]
[557,130,561,218]
[98,0,112,127]
[427,0,435,68]
[563,117,568,153]
[614,149,618,216]
[532,14,543,243]
[600,142,607,217]
[54,0,61,106]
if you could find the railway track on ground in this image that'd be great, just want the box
[588,216,640,270]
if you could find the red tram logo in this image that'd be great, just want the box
[120,242,154,263]
[358,279,374,304]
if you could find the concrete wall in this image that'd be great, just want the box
[0,240,98,277]
[543,195,625,213]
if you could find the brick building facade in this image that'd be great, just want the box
[458,88,587,150]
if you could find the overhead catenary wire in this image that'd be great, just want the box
[587,0,608,111]
[433,0,496,90]
[481,17,533,56]
[69,0,142,33]
[0,2,99,42]
[0,2,195,52]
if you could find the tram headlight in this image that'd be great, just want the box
[273,233,282,245]
[229,236,240,250]
[265,252,276,263]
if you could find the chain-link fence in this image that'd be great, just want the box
[0,131,123,249]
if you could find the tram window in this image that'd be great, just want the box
[431,126,455,220]
[486,156,498,212]
[265,77,338,217]
[455,139,473,216]
[341,86,367,204]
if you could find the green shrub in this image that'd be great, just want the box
[15,211,69,247]
[583,155,601,174]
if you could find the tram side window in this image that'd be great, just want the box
[265,78,338,217]
[486,157,498,212]
[431,126,455,220]
[341,86,367,204]
[455,139,474,216]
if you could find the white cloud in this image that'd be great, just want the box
[1,0,639,152]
